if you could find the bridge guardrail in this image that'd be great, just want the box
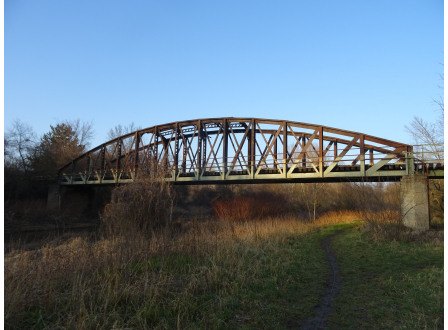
[412,144,444,165]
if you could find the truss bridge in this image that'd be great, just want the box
[59,117,444,185]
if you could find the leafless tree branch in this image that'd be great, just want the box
[5,119,37,173]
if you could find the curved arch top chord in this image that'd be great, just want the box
[59,117,419,185]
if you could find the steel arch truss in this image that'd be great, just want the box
[59,117,424,185]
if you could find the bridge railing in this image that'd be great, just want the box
[412,144,444,164]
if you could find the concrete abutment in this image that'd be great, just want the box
[400,174,429,232]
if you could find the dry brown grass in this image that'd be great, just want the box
[100,175,174,235]
[6,216,324,329]
[6,207,442,329]
[8,175,440,328]
[314,210,363,226]
[212,191,288,221]
[314,209,442,243]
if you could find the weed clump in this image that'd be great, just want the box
[101,175,174,235]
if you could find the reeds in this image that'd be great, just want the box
[5,217,318,329]
[100,174,175,235]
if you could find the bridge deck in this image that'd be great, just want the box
[61,163,443,185]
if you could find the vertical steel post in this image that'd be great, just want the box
[301,135,306,167]
[118,140,122,170]
[115,139,121,183]
[283,121,287,178]
[134,132,140,176]
[202,126,207,170]
[251,119,255,179]
[334,140,338,163]
[162,135,168,173]
[99,146,105,184]
[182,133,187,174]
[360,134,365,176]
[222,119,228,180]
[319,126,323,177]
[247,123,251,173]
[370,148,374,166]
[174,124,179,180]
[197,120,202,178]
[273,132,277,170]
[155,128,159,163]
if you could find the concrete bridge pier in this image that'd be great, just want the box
[400,174,429,232]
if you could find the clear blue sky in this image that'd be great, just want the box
[5,0,444,148]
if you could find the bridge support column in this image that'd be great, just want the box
[400,174,429,232]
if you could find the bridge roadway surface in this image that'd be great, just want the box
[58,117,444,186]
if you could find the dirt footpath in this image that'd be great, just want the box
[300,230,346,330]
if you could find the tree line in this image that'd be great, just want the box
[4,119,139,200]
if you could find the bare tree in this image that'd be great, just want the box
[405,116,443,146]
[433,60,444,114]
[106,122,141,154]
[106,122,140,141]
[434,64,444,144]
[5,119,37,173]
[290,182,327,222]
[405,64,444,162]
[58,119,95,150]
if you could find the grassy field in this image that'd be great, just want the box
[4,216,443,329]
[328,226,444,330]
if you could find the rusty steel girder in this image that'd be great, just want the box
[58,117,443,185]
